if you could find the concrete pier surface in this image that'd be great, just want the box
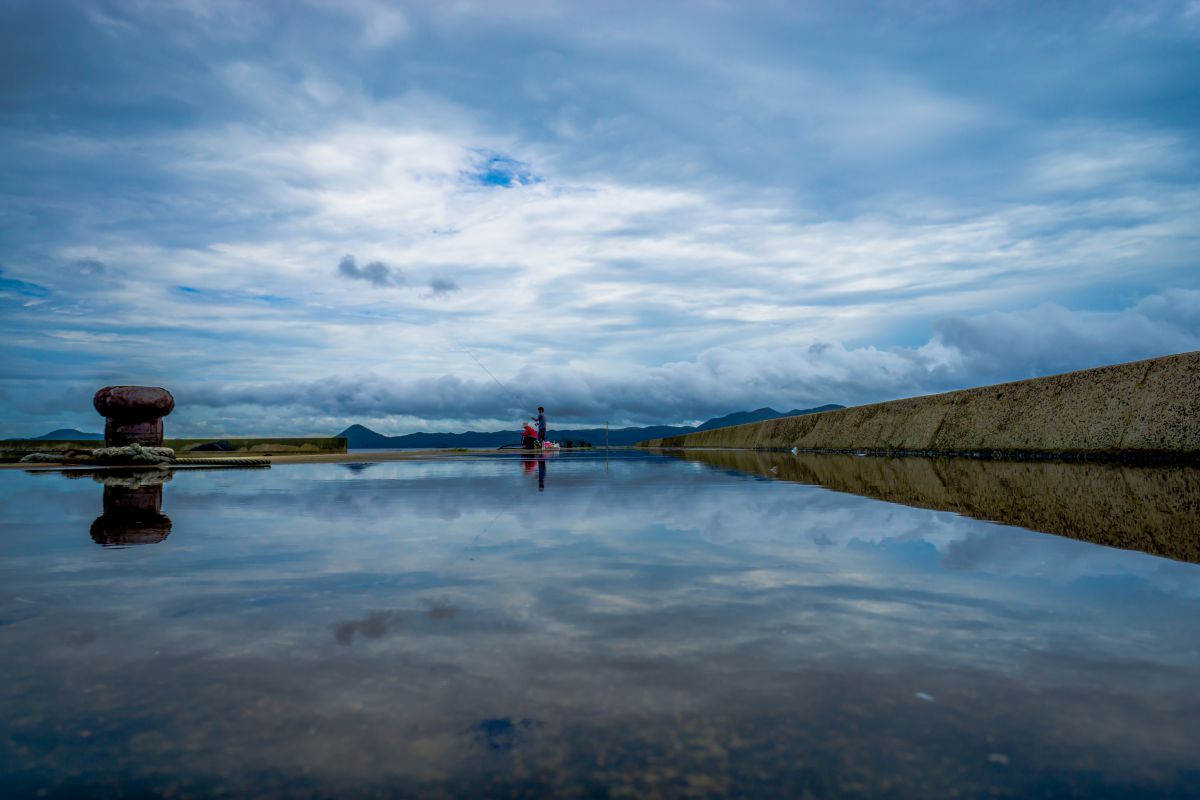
[0,436,348,464]
[641,351,1200,462]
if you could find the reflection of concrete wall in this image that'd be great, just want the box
[643,352,1200,461]
[671,449,1200,564]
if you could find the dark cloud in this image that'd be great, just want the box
[64,257,124,289]
[75,258,106,276]
[428,277,460,295]
[337,255,404,288]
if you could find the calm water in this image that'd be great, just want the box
[2,451,1199,798]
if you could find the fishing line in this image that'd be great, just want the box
[456,338,524,405]
[458,453,545,561]
[437,323,531,420]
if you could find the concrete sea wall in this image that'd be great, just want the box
[641,351,1200,461]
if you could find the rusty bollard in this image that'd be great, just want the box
[93,386,175,447]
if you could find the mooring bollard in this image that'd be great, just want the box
[93,385,175,447]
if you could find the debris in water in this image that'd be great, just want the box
[987,753,1010,765]
[915,692,935,702]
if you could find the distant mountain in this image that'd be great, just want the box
[337,405,844,449]
[337,424,394,449]
[29,429,104,441]
[695,405,843,431]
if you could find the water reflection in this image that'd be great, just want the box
[475,717,541,752]
[661,449,1200,564]
[334,610,404,644]
[521,453,550,491]
[334,600,457,644]
[88,469,173,547]
[2,456,1198,798]
[423,597,458,621]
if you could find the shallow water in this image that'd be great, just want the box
[2,451,1199,798]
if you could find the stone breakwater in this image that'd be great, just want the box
[640,351,1200,462]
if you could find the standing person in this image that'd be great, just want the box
[534,407,547,443]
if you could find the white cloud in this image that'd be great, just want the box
[1030,127,1188,192]
[159,290,1200,432]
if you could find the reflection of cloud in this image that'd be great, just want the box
[474,717,540,752]
[333,610,404,644]
[158,455,1200,597]
[423,597,457,621]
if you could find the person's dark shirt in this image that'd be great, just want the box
[536,412,546,432]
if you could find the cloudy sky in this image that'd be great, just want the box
[2,0,1198,436]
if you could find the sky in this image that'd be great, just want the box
[1,0,1198,437]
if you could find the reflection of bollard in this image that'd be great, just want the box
[89,471,172,547]
[93,386,175,447]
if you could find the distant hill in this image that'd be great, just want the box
[28,429,104,441]
[337,405,844,449]
[695,406,843,431]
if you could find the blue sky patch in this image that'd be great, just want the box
[467,153,541,188]
[0,270,50,298]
